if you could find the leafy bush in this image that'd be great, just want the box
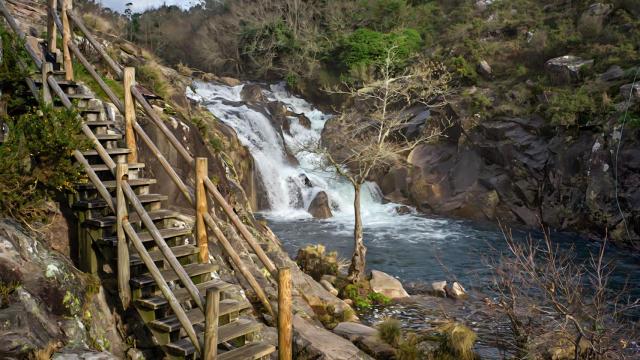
[449,56,478,84]
[337,28,422,73]
[545,87,601,127]
[0,106,88,223]
[0,24,34,115]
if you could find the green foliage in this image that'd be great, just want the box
[545,87,602,127]
[0,281,20,308]
[368,291,391,305]
[337,28,422,74]
[449,56,477,85]
[356,0,409,32]
[398,333,422,360]
[240,20,298,70]
[73,60,124,101]
[0,106,88,223]
[0,24,35,115]
[341,282,391,310]
[378,317,402,346]
[137,62,170,99]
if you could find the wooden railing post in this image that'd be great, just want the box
[196,157,209,263]
[278,267,293,360]
[61,0,73,81]
[116,163,131,309]
[41,62,53,104]
[204,287,220,359]
[123,67,138,163]
[47,0,57,54]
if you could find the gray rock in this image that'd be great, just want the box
[308,191,333,219]
[445,281,467,299]
[321,274,337,285]
[293,315,373,359]
[333,322,378,341]
[477,59,492,78]
[620,83,640,102]
[475,0,494,11]
[545,55,594,84]
[320,279,339,296]
[240,84,266,103]
[370,270,409,299]
[600,65,624,82]
[431,281,447,297]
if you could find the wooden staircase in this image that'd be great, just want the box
[41,73,275,359]
[0,0,291,358]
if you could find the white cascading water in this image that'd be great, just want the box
[187,81,401,222]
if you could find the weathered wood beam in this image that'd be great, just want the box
[124,67,138,163]
[116,163,131,309]
[196,157,209,263]
[204,287,220,359]
[61,0,73,81]
[278,267,293,360]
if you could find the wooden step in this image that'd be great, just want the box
[136,279,234,310]
[82,147,130,157]
[219,342,276,360]
[94,133,123,141]
[149,299,251,333]
[164,318,262,358]
[66,93,95,100]
[84,121,116,127]
[130,263,217,289]
[80,107,102,114]
[83,207,176,227]
[90,163,145,172]
[102,226,191,247]
[72,194,169,210]
[76,178,156,190]
[33,78,79,87]
[130,244,199,266]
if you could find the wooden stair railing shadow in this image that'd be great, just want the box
[0,0,293,358]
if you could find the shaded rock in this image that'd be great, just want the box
[477,59,492,78]
[579,2,613,32]
[545,56,593,84]
[358,335,397,360]
[219,76,241,87]
[296,244,338,281]
[293,315,373,360]
[299,174,313,188]
[293,113,312,129]
[370,270,409,299]
[240,84,265,103]
[395,206,412,215]
[321,275,337,285]
[431,281,447,297]
[600,65,624,82]
[320,279,339,296]
[308,191,333,219]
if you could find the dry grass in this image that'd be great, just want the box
[82,13,114,35]
[378,317,402,347]
[437,322,477,360]
[29,341,62,360]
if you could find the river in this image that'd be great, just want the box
[188,81,640,358]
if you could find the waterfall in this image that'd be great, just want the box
[187,81,401,221]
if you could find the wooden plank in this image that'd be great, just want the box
[203,212,274,318]
[123,220,201,356]
[61,0,73,81]
[204,287,220,359]
[133,122,193,204]
[47,0,57,53]
[124,68,137,163]
[101,227,191,247]
[130,244,199,266]
[218,342,275,360]
[151,298,248,333]
[68,10,123,79]
[75,178,155,190]
[116,163,131,309]
[204,177,277,277]
[72,150,114,211]
[278,267,293,360]
[129,262,217,289]
[41,62,53,104]
[196,158,209,263]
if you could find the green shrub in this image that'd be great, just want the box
[449,56,477,84]
[337,28,422,73]
[368,291,391,305]
[137,62,170,99]
[0,106,88,223]
[0,24,34,115]
[378,317,402,346]
[545,87,601,127]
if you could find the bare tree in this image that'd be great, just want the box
[490,225,640,359]
[305,48,451,282]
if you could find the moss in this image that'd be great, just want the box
[0,281,20,308]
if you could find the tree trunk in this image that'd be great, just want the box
[348,184,367,282]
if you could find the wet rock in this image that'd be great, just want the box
[620,83,640,102]
[600,65,624,82]
[545,56,593,84]
[431,281,447,297]
[240,84,265,103]
[293,113,312,129]
[395,206,412,215]
[333,323,395,360]
[370,270,409,299]
[446,281,467,299]
[320,279,339,296]
[299,174,313,188]
[219,76,241,87]
[477,59,492,78]
[308,191,333,219]
[293,315,373,360]
[333,322,377,341]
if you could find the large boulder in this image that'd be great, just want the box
[240,84,266,103]
[333,322,377,341]
[477,59,492,78]
[545,56,594,84]
[578,3,613,35]
[308,191,333,219]
[600,65,624,82]
[369,270,409,299]
[620,83,640,103]
[293,316,373,360]
[333,322,395,360]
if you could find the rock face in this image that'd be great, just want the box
[333,322,395,360]
[620,83,640,102]
[477,59,492,78]
[308,191,333,219]
[369,270,410,299]
[293,316,373,360]
[545,56,594,84]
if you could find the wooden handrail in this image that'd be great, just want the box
[121,182,205,311]
[203,212,274,317]
[196,158,209,263]
[116,163,131,309]
[204,177,277,276]
[278,267,293,360]
[73,150,114,211]
[204,287,220,359]
[68,9,123,79]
